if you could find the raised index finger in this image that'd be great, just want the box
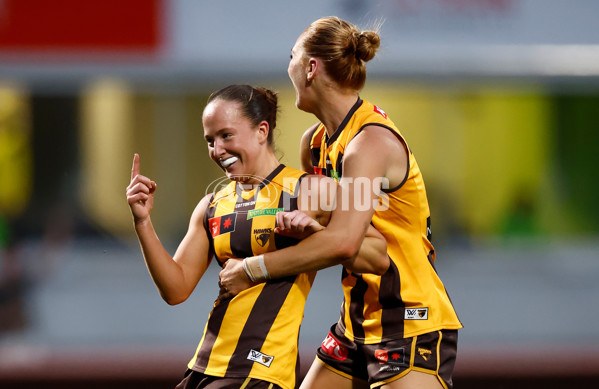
[131,153,140,180]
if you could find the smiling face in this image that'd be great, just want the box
[203,99,266,183]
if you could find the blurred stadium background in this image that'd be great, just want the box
[1,1,598,388]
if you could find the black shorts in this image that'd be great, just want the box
[175,369,282,389]
[315,324,458,388]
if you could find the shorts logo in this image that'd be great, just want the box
[404,307,428,320]
[321,333,348,361]
[375,348,405,365]
[247,349,274,367]
[418,347,432,361]
[253,227,273,247]
[209,213,237,237]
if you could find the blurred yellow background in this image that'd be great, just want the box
[3,80,589,243]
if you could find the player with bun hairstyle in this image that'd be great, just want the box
[126,84,387,389]
[220,17,462,389]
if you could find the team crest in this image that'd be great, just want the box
[418,347,432,361]
[253,228,273,247]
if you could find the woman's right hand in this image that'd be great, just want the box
[126,153,157,224]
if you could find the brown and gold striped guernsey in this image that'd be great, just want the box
[309,98,462,343]
[187,164,313,389]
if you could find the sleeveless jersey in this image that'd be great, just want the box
[187,164,313,389]
[309,98,462,343]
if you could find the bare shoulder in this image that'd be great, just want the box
[189,193,213,227]
[345,125,408,186]
[351,125,404,154]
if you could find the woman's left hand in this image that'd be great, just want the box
[274,210,325,240]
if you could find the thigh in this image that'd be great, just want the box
[379,370,444,389]
[300,357,369,389]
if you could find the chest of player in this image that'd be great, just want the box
[207,189,297,262]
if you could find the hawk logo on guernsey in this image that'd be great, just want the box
[247,349,274,367]
[374,105,387,119]
[208,213,237,237]
[404,307,429,320]
[254,228,272,247]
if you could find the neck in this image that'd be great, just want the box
[310,89,359,136]
[242,150,280,185]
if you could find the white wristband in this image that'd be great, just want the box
[242,257,255,282]
[242,254,270,282]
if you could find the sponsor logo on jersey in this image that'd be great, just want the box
[404,307,429,320]
[330,169,340,181]
[374,105,388,119]
[247,208,283,219]
[418,347,432,361]
[254,227,273,247]
[236,200,256,209]
[247,349,274,367]
[208,213,237,237]
[375,348,405,365]
[321,333,348,361]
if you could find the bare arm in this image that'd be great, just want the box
[277,174,388,273]
[259,125,403,277]
[300,126,389,273]
[126,154,212,305]
[219,127,404,292]
[347,224,387,274]
[299,124,319,173]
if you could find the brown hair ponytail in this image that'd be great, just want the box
[301,16,380,90]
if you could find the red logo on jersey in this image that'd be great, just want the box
[314,167,325,176]
[321,333,348,361]
[209,213,237,237]
[373,105,387,119]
